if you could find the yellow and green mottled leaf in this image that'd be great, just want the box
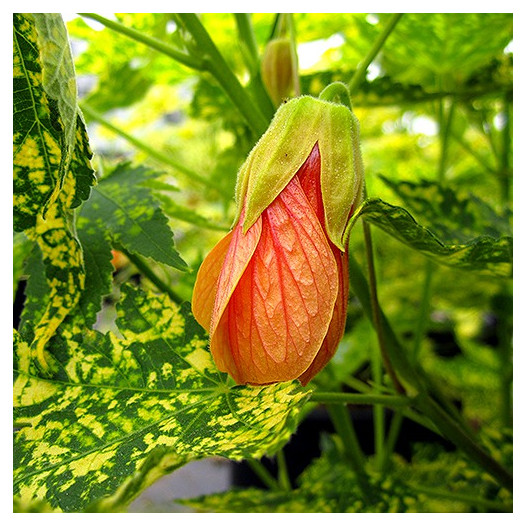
[13,285,310,512]
[378,176,512,244]
[350,198,512,277]
[14,14,96,370]
[13,14,95,230]
[13,13,63,231]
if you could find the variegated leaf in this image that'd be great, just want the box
[377,176,512,243]
[13,285,310,512]
[13,13,95,231]
[13,13,63,231]
[350,198,512,277]
[13,14,96,371]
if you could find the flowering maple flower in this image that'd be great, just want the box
[192,96,363,385]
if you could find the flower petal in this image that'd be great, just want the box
[211,174,338,384]
[191,231,233,332]
[210,212,262,336]
[298,248,349,385]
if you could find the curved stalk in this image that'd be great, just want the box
[78,13,204,70]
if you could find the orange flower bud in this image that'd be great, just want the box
[192,100,362,384]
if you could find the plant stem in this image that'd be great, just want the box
[326,404,371,498]
[276,450,292,491]
[411,259,434,360]
[412,97,455,359]
[176,13,270,137]
[286,14,301,97]
[234,13,259,68]
[310,391,411,408]
[318,82,353,109]
[371,337,385,469]
[80,103,228,196]
[362,219,405,393]
[348,13,403,95]
[246,459,281,491]
[78,13,204,70]
[122,249,185,304]
[379,411,404,472]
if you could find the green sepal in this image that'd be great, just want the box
[235,96,363,251]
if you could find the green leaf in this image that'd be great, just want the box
[350,198,512,277]
[378,176,512,243]
[381,14,512,86]
[79,162,187,271]
[13,285,309,512]
[75,220,114,327]
[18,244,48,341]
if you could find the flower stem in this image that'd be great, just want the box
[233,14,276,121]
[276,449,292,491]
[411,259,434,360]
[286,14,301,98]
[234,13,259,68]
[318,82,353,109]
[348,13,403,95]
[371,338,385,469]
[347,252,513,491]
[362,219,405,393]
[378,410,404,473]
[246,459,281,491]
[326,404,371,499]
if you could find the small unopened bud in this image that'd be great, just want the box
[261,38,294,105]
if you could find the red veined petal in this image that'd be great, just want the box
[191,232,233,332]
[209,212,262,336]
[211,174,339,384]
[298,248,349,385]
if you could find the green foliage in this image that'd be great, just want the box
[180,435,512,512]
[79,162,187,270]
[13,286,310,511]
[352,197,512,277]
